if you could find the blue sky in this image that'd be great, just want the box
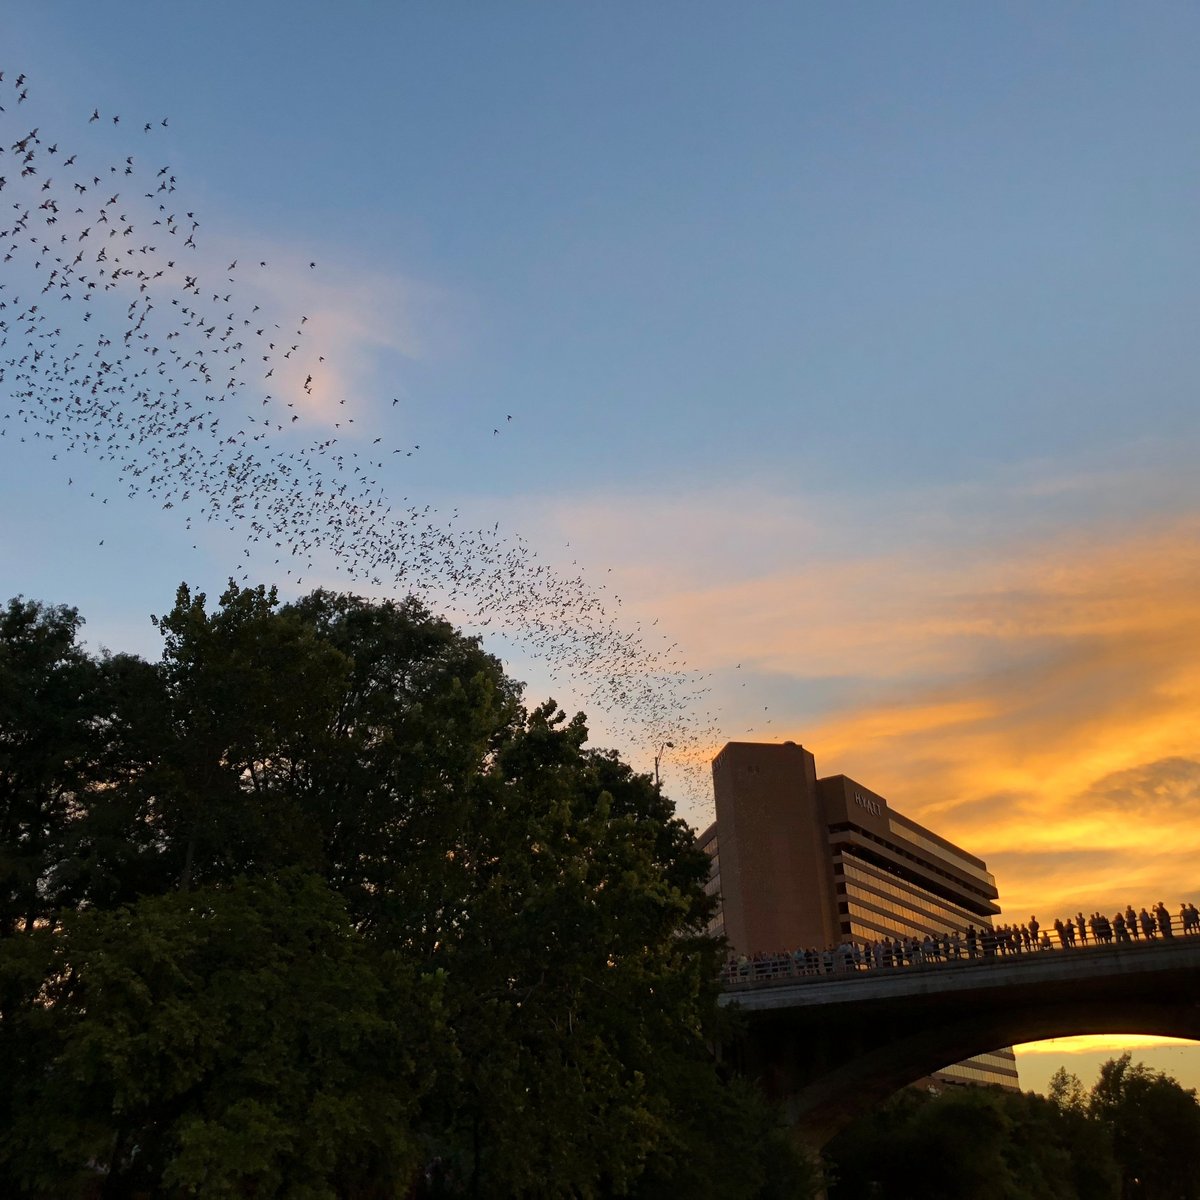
[5,3,1200,1090]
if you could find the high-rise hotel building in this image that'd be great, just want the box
[700,740,1019,1091]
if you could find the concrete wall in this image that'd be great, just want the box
[712,741,839,955]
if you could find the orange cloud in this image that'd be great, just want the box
[499,484,1200,922]
[793,524,1200,916]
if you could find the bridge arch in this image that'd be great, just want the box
[722,938,1200,1147]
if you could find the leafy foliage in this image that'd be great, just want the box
[0,598,101,934]
[1,873,432,1199]
[0,583,814,1199]
[825,1056,1200,1200]
[1090,1053,1200,1200]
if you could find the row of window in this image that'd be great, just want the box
[837,855,993,930]
[845,908,980,945]
[702,832,723,937]
[835,849,993,921]
[934,1060,1020,1088]
[829,822,996,906]
[841,882,981,941]
[887,818,996,887]
[936,1048,1019,1071]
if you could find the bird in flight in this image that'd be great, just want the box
[0,64,722,804]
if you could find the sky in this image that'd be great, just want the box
[3,3,1200,1093]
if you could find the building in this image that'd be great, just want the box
[700,740,1019,1091]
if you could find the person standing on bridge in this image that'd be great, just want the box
[1156,901,1173,936]
[1114,910,1130,942]
[1139,907,1156,939]
[1127,904,1140,939]
[1029,915,1040,946]
[1076,912,1088,944]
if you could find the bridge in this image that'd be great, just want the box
[718,936,1200,1148]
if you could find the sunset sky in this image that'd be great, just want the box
[4,4,1200,1092]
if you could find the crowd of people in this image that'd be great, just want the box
[722,899,1200,986]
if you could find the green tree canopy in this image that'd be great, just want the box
[825,1050,1200,1200]
[1,872,435,1199]
[0,582,814,1199]
[1090,1052,1200,1200]
[0,597,102,935]
[824,1081,1120,1200]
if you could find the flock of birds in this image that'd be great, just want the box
[0,69,741,803]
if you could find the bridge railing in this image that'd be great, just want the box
[721,912,1200,990]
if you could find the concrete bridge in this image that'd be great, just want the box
[719,936,1200,1148]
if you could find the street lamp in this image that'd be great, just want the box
[654,741,674,787]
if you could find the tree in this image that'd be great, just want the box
[0,598,101,935]
[279,586,522,941]
[95,582,520,915]
[146,581,355,893]
[635,1074,822,1200]
[0,872,437,1199]
[3,583,817,1198]
[51,648,178,912]
[411,701,721,1195]
[824,1083,1119,1199]
[1048,1066,1086,1112]
[1090,1053,1200,1199]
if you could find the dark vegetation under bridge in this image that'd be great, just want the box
[719,936,1200,1149]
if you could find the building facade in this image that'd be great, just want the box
[701,740,1019,1091]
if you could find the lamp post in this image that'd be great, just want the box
[654,741,674,788]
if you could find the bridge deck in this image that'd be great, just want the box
[719,935,1200,1011]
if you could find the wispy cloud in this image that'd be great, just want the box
[499,470,1200,919]
[185,232,442,427]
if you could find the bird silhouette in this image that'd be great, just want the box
[0,65,725,805]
